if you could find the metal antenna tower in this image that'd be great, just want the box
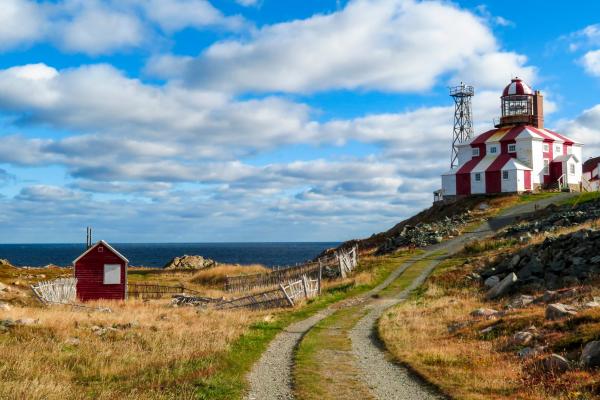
[449,83,474,168]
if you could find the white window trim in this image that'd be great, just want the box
[555,145,562,153]
[508,144,516,153]
[103,264,121,285]
[475,173,481,182]
[472,147,480,157]
[543,159,550,175]
[490,146,497,154]
[502,170,509,180]
[569,163,575,175]
[543,143,549,152]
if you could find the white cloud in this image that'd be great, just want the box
[0,0,45,50]
[581,49,600,77]
[235,0,261,7]
[560,104,600,158]
[56,3,145,55]
[169,0,511,93]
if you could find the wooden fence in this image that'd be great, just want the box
[128,283,202,299]
[224,245,358,293]
[217,274,321,310]
[31,278,77,305]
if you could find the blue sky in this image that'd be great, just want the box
[1,0,600,243]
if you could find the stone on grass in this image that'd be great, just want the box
[484,275,500,289]
[545,303,578,320]
[65,337,80,346]
[0,282,7,292]
[470,308,499,318]
[16,318,38,326]
[511,331,534,346]
[507,295,535,309]
[518,346,544,359]
[486,272,518,299]
[534,354,570,374]
[580,341,600,368]
[584,301,600,309]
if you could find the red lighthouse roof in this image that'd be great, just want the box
[502,77,533,97]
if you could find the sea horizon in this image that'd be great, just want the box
[0,242,341,269]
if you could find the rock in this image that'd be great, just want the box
[507,295,535,309]
[486,273,518,299]
[484,275,501,289]
[470,308,499,318]
[16,318,38,326]
[509,254,521,268]
[581,341,600,368]
[533,354,570,374]
[480,325,495,334]
[517,258,543,279]
[0,302,11,311]
[545,303,578,320]
[0,319,15,328]
[518,346,544,359]
[164,255,217,270]
[591,255,600,264]
[65,337,80,346]
[511,331,534,346]
[0,259,11,267]
[478,202,490,210]
[0,282,7,292]
[434,236,443,244]
[584,301,600,309]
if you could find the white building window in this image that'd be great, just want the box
[508,144,516,153]
[490,146,497,154]
[543,143,549,152]
[472,147,480,157]
[555,145,562,154]
[475,173,481,182]
[543,159,550,175]
[104,264,121,284]
[503,170,509,180]
[569,163,575,175]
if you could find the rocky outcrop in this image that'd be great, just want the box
[164,255,217,270]
[480,228,600,291]
[545,303,578,320]
[486,272,517,299]
[379,213,474,251]
[580,341,600,368]
[533,354,570,374]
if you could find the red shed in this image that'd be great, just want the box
[73,240,129,301]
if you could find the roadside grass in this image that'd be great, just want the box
[518,192,561,204]
[294,305,373,400]
[558,191,600,207]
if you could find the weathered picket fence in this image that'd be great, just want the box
[217,274,320,310]
[128,283,203,299]
[30,278,77,305]
[224,245,358,293]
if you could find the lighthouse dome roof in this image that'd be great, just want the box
[502,77,533,97]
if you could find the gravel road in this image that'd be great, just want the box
[245,193,577,400]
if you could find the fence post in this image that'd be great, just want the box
[301,275,309,299]
[280,283,294,307]
[318,259,322,295]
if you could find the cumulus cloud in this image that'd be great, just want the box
[0,0,45,50]
[162,0,511,93]
[560,104,600,158]
[581,49,600,77]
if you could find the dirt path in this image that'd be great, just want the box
[245,193,576,400]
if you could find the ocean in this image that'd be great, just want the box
[0,242,340,268]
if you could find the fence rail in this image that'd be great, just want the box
[128,283,202,299]
[224,245,358,293]
[31,278,77,305]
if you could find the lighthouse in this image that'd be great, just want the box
[440,78,583,198]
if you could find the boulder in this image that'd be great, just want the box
[484,275,500,289]
[164,255,217,270]
[533,354,570,374]
[507,295,535,309]
[470,308,499,318]
[0,282,7,292]
[486,272,518,299]
[0,302,11,311]
[545,303,578,320]
[511,331,534,346]
[0,259,11,267]
[518,346,544,359]
[580,341,600,368]
[16,318,38,326]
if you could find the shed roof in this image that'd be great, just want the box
[72,240,129,265]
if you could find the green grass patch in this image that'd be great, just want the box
[559,191,600,207]
[518,192,560,204]
[462,238,518,255]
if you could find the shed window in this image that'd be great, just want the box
[569,163,576,175]
[543,143,549,152]
[508,144,516,153]
[503,170,509,180]
[543,159,550,175]
[490,146,497,154]
[104,264,121,285]
[475,173,481,182]
[472,147,480,157]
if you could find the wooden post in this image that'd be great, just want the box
[301,275,309,299]
[318,259,322,295]
[280,283,294,307]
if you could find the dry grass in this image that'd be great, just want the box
[189,264,270,288]
[0,299,259,400]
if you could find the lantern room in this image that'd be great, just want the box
[498,77,544,129]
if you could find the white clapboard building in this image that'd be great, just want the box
[442,78,583,197]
